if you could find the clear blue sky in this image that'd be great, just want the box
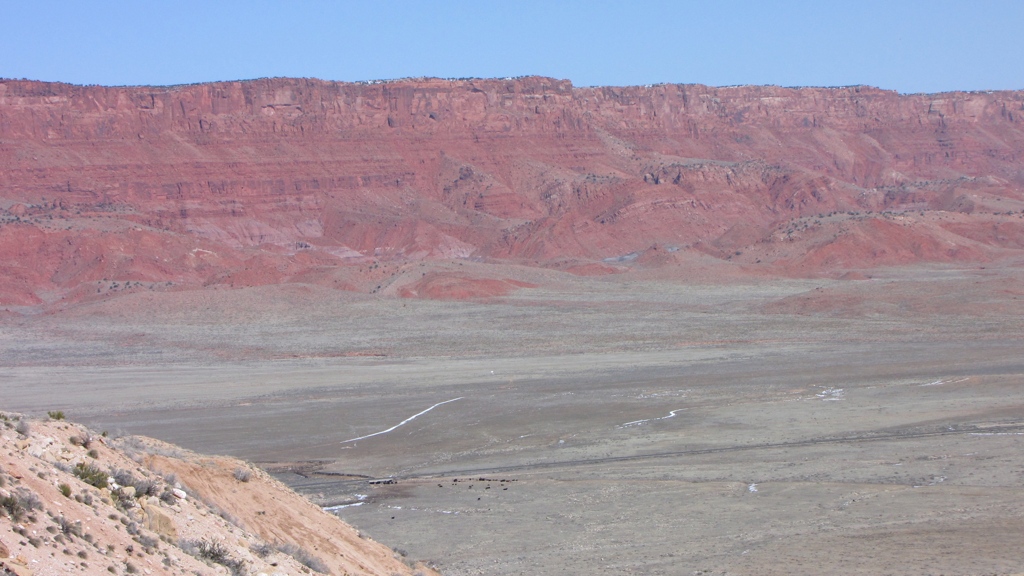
[2,0,1022,93]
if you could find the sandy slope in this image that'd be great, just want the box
[0,415,431,576]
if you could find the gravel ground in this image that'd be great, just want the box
[3,264,1024,575]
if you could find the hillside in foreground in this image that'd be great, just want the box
[0,412,432,576]
[1,77,1023,307]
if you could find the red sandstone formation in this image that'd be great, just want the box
[1,77,1022,305]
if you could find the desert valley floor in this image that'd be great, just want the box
[3,263,1024,575]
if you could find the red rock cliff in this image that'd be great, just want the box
[1,77,1023,304]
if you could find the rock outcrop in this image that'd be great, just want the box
[1,77,1023,305]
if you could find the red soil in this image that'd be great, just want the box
[397,273,538,300]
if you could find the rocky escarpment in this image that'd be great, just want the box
[0,413,431,575]
[1,77,1023,305]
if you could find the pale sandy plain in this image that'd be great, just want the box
[3,262,1024,575]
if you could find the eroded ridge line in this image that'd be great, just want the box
[341,397,465,444]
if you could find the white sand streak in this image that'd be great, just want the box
[619,408,686,428]
[920,377,969,387]
[323,502,364,511]
[341,397,464,443]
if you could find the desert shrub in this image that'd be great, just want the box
[15,419,30,436]
[73,462,108,488]
[182,539,245,575]
[135,479,159,497]
[70,433,94,447]
[159,489,177,505]
[59,516,84,537]
[232,467,251,482]
[11,488,42,516]
[216,507,241,527]
[252,542,273,558]
[112,434,143,458]
[59,483,72,497]
[196,540,230,564]
[113,469,137,488]
[88,449,99,459]
[48,410,65,420]
[113,469,159,497]
[1,494,26,521]
[275,542,330,573]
